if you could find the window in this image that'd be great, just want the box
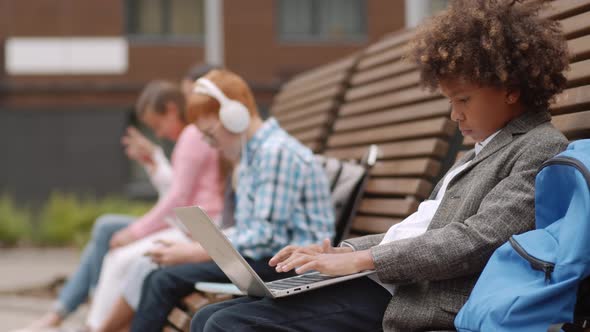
[278,0,366,42]
[126,0,204,41]
[405,0,449,28]
[429,0,449,14]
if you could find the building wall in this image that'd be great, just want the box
[224,0,404,83]
[0,107,130,204]
[0,0,405,102]
[0,0,205,108]
[0,0,406,203]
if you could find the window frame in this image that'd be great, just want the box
[124,0,205,44]
[276,0,368,45]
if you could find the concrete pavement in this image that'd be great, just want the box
[0,248,86,331]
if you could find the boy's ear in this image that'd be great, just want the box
[505,90,521,105]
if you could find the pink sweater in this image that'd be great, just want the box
[128,125,223,238]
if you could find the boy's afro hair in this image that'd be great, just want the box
[408,0,569,110]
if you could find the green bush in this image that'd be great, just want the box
[0,192,152,247]
[0,195,32,246]
[35,192,152,247]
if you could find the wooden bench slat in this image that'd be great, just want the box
[561,10,590,38]
[271,85,343,114]
[365,178,433,199]
[181,293,211,314]
[350,61,417,86]
[351,216,402,234]
[362,29,415,60]
[303,140,322,153]
[325,138,450,160]
[292,127,326,142]
[357,44,409,72]
[359,197,420,217]
[274,72,348,103]
[344,71,421,102]
[568,34,590,61]
[333,99,450,132]
[551,85,590,115]
[566,59,590,87]
[273,100,335,122]
[167,308,191,332]
[340,86,441,117]
[541,0,590,20]
[280,112,332,133]
[370,158,442,178]
[282,57,356,90]
[327,117,456,148]
[552,110,590,140]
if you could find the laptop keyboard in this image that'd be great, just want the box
[266,273,336,290]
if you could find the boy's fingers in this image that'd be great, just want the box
[322,239,332,253]
[278,254,315,273]
[269,246,297,266]
[295,260,319,275]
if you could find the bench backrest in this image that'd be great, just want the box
[270,56,359,153]
[322,29,462,236]
[546,0,590,141]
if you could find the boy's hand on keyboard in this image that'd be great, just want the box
[269,239,352,268]
[275,250,374,276]
[271,239,369,276]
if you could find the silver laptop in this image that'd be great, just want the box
[174,205,374,298]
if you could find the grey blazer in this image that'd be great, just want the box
[343,110,568,332]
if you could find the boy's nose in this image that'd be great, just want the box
[450,108,464,122]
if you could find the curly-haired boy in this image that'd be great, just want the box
[191,1,570,331]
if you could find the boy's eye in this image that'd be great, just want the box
[448,97,470,105]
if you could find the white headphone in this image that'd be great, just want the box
[193,78,250,134]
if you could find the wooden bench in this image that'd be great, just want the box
[323,29,462,235]
[271,55,359,153]
[544,0,590,142]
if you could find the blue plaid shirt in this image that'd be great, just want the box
[225,118,334,260]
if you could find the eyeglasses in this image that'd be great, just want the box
[201,121,221,146]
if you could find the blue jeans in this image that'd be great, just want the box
[130,258,289,332]
[54,214,134,317]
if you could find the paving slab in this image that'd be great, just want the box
[0,248,80,293]
[0,295,87,331]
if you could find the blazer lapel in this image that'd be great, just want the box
[440,110,552,193]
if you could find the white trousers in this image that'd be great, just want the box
[85,227,189,329]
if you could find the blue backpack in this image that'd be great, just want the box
[455,139,590,332]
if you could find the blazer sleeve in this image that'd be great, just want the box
[341,234,385,251]
[369,136,567,284]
